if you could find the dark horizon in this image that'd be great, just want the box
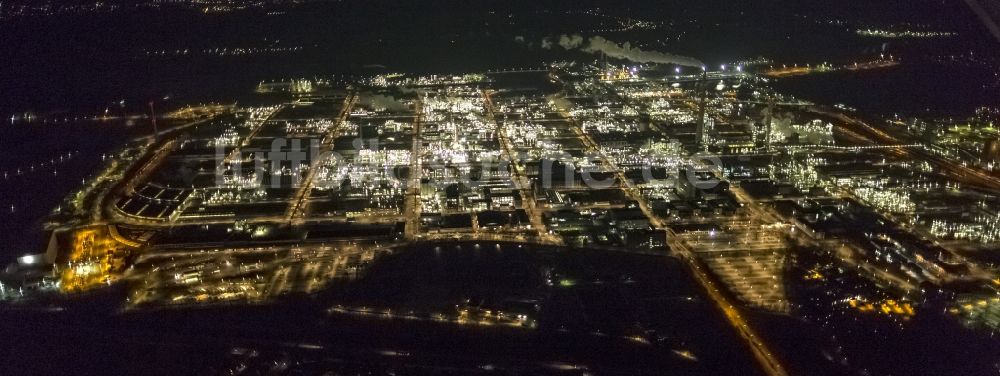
[2,1,1000,375]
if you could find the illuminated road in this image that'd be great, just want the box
[762,59,898,78]
[96,117,215,224]
[224,106,282,164]
[482,90,563,245]
[404,96,424,240]
[557,107,665,230]
[552,90,789,376]
[287,93,357,222]
[666,230,789,376]
[815,108,1000,194]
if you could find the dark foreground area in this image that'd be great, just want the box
[0,243,761,375]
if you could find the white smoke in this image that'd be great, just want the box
[558,34,585,49]
[363,94,408,112]
[544,34,703,67]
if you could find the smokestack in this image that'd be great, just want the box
[765,96,775,152]
[696,71,708,151]
[149,101,158,142]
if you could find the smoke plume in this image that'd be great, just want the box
[558,34,585,49]
[543,34,703,68]
[363,94,408,112]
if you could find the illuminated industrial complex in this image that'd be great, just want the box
[4,58,1000,374]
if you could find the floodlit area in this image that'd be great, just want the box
[17,63,998,328]
[127,241,383,306]
[5,57,1000,376]
[5,1,1000,374]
